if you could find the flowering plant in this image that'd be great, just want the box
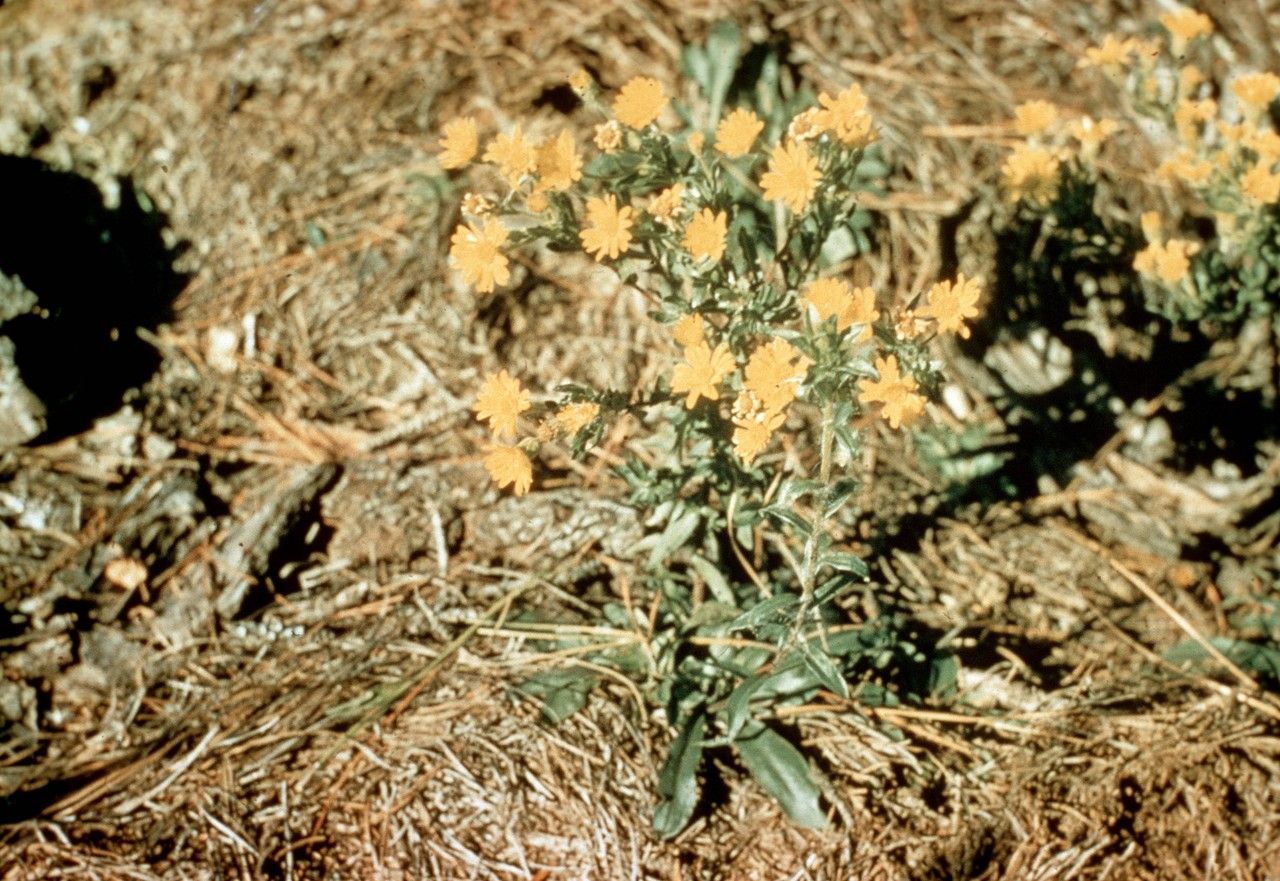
[440,23,972,834]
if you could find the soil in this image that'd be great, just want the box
[1,1,1278,879]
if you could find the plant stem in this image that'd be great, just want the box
[795,400,835,639]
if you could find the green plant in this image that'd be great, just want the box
[444,23,973,835]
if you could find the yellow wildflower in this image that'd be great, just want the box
[1247,128,1280,162]
[1069,116,1117,163]
[1174,98,1216,144]
[787,107,824,142]
[672,313,706,348]
[687,131,706,153]
[1157,149,1214,184]
[473,369,530,439]
[613,76,666,129]
[1079,34,1135,71]
[894,309,928,340]
[580,194,634,261]
[1161,8,1213,56]
[484,444,533,496]
[526,190,548,213]
[439,116,479,169]
[1140,211,1163,242]
[1013,100,1058,137]
[858,355,926,430]
[483,125,536,187]
[743,339,809,415]
[761,140,821,213]
[1241,161,1280,203]
[814,83,874,146]
[648,183,686,223]
[919,273,983,339]
[683,207,728,263]
[843,286,880,343]
[716,108,765,158]
[568,68,592,95]
[461,192,492,216]
[555,401,600,435]
[1001,143,1061,206]
[731,390,786,465]
[1180,65,1205,97]
[1134,239,1198,283]
[1232,72,1280,116]
[533,130,583,193]
[670,341,734,409]
[449,217,511,293]
[594,120,623,153]
[802,277,853,327]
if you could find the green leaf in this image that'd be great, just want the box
[821,551,868,578]
[1165,637,1280,681]
[765,506,811,538]
[513,667,600,725]
[734,723,826,829]
[800,645,849,698]
[819,226,858,267]
[653,713,706,838]
[722,674,769,740]
[928,652,959,697]
[702,21,742,125]
[689,553,737,605]
[648,507,701,569]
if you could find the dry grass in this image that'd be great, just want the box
[2,0,1279,878]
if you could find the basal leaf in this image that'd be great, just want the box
[653,712,707,838]
[734,722,826,829]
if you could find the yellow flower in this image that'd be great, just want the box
[814,83,874,146]
[716,108,765,157]
[802,277,853,327]
[731,390,785,465]
[1140,210,1163,243]
[671,341,735,408]
[687,131,706,154]
[1180,65,1205,95]
[672,313,706,348]
[1232,72,1280,114]
[1173,98,1216,144]
[858,355,926,430]
[843,286,880,342]
[1078,34,1136,71]
[461,192,492,216]
[1001,143,1061,206]
[761,140,821,213]
[1068,116,1117,160]
[555,401,600,434]
[1013,100,1058,137]
[483,125,536,187]
[1134,239,1198,283]
[1241,161,1280,203]
[580,194,634,261]
[682,207,728,263]
[1161,8,1213,55]
[484,444,533,496]
[613,76,666,129]
[439,117,479,169]
[803,278,881,340]
[1247,128,1280,162]
[1157,148,1214,184]
[894,309,928,340]
[787,107,824,142]
[743,339,809,415]
[919,273,982,339]
[473,369,530,439]
[533,130,582,193]
[594,120,623,153]
[449,217,511,293]
[526,190,548,213]
[648,183,686,223]
[568,68,592,95]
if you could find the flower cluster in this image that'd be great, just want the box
[436,69,981,498]
[1069,16,1280,321]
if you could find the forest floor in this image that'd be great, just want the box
[1,1,1279,879]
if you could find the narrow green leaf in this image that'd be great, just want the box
[689,553,737,605]
[513,667,600,725]
[765,506,812,538]
[822,551,868,578]
[648,507,701,569]
[800,646,849,698]
[653,713,706,838]
[734,723,826,829]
